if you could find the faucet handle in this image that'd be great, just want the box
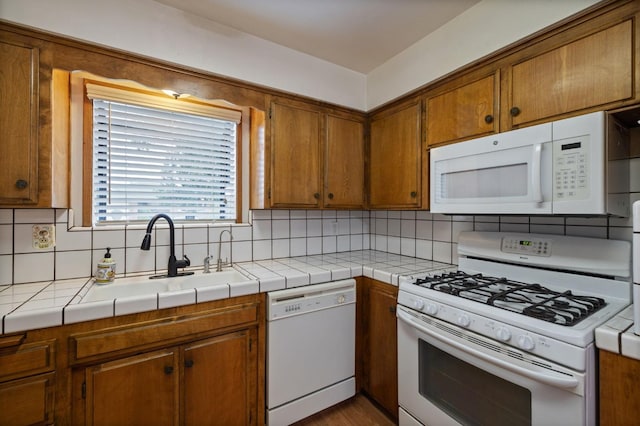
[183,254,191,267]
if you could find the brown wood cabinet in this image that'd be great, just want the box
[0,40,39,204]
[359,277,398,420]
[599,350,640,426]
[324,114,365,208]
[506,16,634,128]
[426,72,499,147]
[369,99,426,209]
[0,35,69,208]
[0,335,56,426]
[261,99,365,209]
[70,300,261,426]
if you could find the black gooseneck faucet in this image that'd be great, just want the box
[141,213,192,277]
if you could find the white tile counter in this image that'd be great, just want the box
[595,305,640,360]
[0,250,452,335]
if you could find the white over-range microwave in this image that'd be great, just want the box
[430,111,629,216]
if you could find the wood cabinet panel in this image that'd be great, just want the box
[0,372,55,426]
[86,350,179,426]
[0,339,55,382]
[360,278,398,420]
[427,73,498,146]
[599,350,640,426]
[270,102,322,208]
[71,304,258,361]
[184,329,257,425]
[510,19,633,126]
[325,115,365,208]
[0,40,39,204]
[369,100,423,208]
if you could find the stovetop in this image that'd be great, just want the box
[413,271,606,326]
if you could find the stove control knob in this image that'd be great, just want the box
[495,327,511,342]
[412,299,425,311]
[425,303,439,315]
[517,335,535,351]
[456,314,471,328]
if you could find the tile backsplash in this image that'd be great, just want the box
[0,204,636,285]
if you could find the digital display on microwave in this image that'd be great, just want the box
[519,240,532,246]
[561,141,582,150]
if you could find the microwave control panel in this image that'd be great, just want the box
[553,136,589,201]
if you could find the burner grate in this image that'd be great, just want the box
[414,271,605,326]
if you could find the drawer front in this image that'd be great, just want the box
[0,372,55,426]
[0,339,56,382]
[71,303,259,362]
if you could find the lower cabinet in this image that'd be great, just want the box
[599,349,640,426]
[359,277,398,420]
[78,328,257,426]
[0,373,55,426]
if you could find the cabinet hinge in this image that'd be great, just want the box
[269,107,272,119]
[268,189,271,199]
[249,338,252,352]
[82,381,86,399]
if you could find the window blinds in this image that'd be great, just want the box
[91,95,238,225]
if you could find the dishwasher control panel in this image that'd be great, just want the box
[267,279,356,320]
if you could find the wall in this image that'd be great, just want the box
[0,209,371,285]
[0,0,599,110]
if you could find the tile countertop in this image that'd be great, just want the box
[0,250,453,335]
[595,305,640,360]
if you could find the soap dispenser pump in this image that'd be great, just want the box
[95,247,116,284]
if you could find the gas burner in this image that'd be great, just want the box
[412,271,606,326]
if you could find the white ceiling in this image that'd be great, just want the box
[153,0,480,73]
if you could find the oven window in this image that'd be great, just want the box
[419,340,531,426]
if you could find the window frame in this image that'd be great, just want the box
[78,78,245,227]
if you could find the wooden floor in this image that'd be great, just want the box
[291,394,396,426]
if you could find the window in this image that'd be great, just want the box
[85,82,242,226]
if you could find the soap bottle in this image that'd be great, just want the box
[95,247,116,284]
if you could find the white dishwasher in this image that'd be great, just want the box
[267,279,356,425]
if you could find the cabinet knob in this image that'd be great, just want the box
[328,193,334,200]
[510,107,521,117]
[314,193,320,199]
[184,359,194,368]
[410,191,417,198]
[484,114,494,124]
[15,179,28,189]
[389,306,396,314]
[164,366,174,375]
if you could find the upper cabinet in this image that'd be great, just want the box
[0,34,69,208]
[0,40,39,204]
[253,98,365,209]
[269,101,323,208]
[426,72,499,147]
[504,15,635,128]
[324,114,365,208]
[369,99,426,209]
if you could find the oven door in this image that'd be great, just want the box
[397,305,592,426]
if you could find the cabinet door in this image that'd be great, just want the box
[369,101,423,208]
[85,349,179,426]
[362,278,398,419]
[183,329,257,426]
[599,350,640,426]
[510,19,633,126]
[325,114,365,208]
[0,372,54,426]
[427,73,498,146]
[270,101,322,208]
[0,41,39,204]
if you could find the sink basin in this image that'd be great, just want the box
[82,269,251,303]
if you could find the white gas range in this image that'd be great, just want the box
[397,231,631,426]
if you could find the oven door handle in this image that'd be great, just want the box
[397,309,579,389]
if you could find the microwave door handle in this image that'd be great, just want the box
[531,143,543,203]
[397,309,579,389]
